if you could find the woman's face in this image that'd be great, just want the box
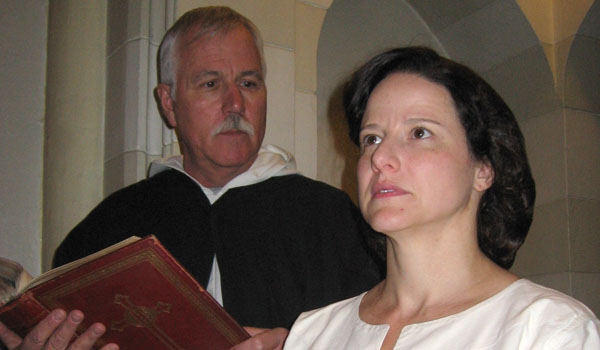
[357,73,492,235]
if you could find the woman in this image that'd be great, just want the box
[284,47,600,349]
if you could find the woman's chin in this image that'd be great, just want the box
[367,210,412,234]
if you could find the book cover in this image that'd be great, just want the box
[0,236,249,349]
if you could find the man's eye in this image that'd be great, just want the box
[361,134,382,147]
[204,81,216,88]
[241,80,258,88]
[412,127,432,139]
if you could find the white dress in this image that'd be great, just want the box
[284,279,600,349]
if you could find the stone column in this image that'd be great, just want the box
[104,0,177,196]
[43,1,107,270]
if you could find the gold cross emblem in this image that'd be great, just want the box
[111,294,171,331]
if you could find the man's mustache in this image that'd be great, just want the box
[211,114,255,136]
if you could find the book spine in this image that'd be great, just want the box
[0,292,51,338]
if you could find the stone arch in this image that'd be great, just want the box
[565,0,600,113]
[317,0,553,199]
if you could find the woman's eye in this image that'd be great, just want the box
[412,127,431,139]
[362,134,382,147]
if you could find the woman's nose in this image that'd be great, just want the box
[371,140,400,173]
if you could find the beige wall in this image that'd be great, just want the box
[1,0,597,315]
[511,0,600,314]
[0,0,47,275]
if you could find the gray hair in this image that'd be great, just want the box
[158,6,266,97]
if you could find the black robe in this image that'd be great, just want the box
[53,169,383,329]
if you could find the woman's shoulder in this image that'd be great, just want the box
[491,279,600,348]
[504,279,597,318]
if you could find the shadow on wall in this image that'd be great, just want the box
[565,0,600,113]
[326,82,360,204]
[317,0,446,202]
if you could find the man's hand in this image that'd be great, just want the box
[0,309,118,350]
[230,327,289,350]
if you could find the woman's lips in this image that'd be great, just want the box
[371,183,408,198]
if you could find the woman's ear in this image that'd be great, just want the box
[474,160,494,192]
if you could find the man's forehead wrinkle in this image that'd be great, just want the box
[180,23,235,49]
[241,70,263,79]
[179,31,213,55]
[191,71,220,80]
[178,33,263,79]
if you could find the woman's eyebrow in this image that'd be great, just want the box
[404,117,441,126]
[359,123,381,132]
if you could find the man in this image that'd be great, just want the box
[0,6,382,350]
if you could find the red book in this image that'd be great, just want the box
[0,235,249,349]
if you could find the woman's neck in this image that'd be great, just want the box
[360,222,517,328]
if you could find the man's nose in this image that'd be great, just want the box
[222,83,244,114]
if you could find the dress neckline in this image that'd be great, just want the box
[355,278,527,330]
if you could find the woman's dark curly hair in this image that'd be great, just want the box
[343,47,536,269]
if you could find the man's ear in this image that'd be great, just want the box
[155,83,176,128]
[474,160,494,192]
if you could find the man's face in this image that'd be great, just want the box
[157,25,267,187]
